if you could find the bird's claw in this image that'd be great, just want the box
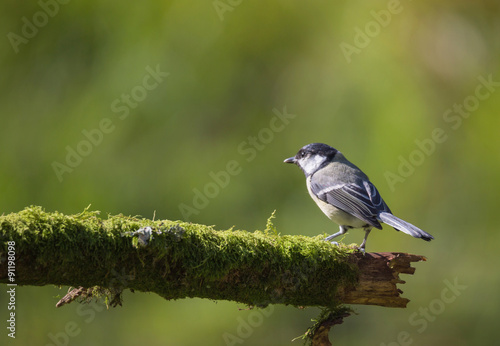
[323,238,339,246]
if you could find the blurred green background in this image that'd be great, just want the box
[1,1,499,345]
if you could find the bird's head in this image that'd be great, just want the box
[284,143,338,176]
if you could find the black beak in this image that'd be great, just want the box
[283,156,296,164]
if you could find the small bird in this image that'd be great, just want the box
[284,143,433,252]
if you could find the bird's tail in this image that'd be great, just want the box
[379,212,434,241]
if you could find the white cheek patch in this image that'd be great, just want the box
[299,155,326,175]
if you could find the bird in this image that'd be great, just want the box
[284,143,433,252]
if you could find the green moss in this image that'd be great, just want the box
[295,305,353,345]
[0,206,360,309]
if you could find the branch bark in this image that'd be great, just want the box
[0,207,426,310]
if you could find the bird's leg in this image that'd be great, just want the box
[324,225,348,245]
[359,227,371,254]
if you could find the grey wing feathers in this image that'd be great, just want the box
[310,179,391,229]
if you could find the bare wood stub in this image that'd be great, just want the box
[340,252,427,308]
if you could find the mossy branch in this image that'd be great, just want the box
[0,207,426,327]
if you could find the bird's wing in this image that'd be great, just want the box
[310,178,391,229]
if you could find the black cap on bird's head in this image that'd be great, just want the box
[284,143,338,164]
[284,143,339,176]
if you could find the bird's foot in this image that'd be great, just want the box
[356,246,366,255]
[323,236,339,246]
